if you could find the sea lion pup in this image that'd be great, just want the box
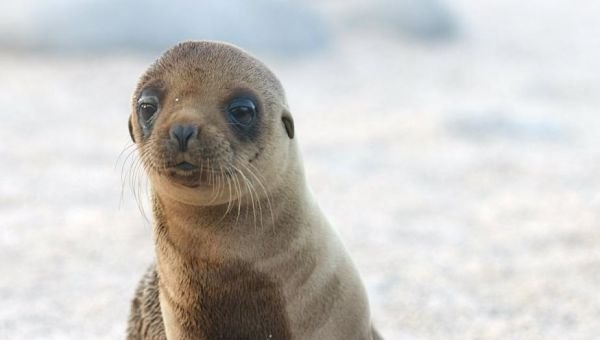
[125,41,382,340]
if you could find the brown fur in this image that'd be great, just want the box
[126,41,381,339]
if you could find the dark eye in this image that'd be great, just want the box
[138,102,158,121]
[227,97,257,127]
[137,92,158,125]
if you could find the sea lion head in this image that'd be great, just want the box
[129,41,296,206]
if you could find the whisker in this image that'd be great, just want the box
[245,161,276,230]
[237,164,264,231]
[235,167,258,232]
[232,172,242,228]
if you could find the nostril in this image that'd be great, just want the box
[169,124,198,152]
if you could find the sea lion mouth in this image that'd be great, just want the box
[160,161,231,189]
[165,169,202,188]
[175,161,198,171]
[159,162,203,188]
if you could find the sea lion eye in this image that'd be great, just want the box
[137,99,159,122]
[139,103,158,120]
[227,97,257,127]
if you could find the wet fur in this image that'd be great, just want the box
[125,41,381,339]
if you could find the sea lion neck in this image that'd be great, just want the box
[150,174,309,261]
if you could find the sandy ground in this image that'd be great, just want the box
[2,1,600,339]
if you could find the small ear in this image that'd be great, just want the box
[282,111,294,139]
[128,116,136,143]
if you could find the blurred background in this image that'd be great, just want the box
[1,0,599,339]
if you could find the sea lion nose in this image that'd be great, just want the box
[169,123,198,152]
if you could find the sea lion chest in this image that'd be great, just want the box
[156,235,292,339]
